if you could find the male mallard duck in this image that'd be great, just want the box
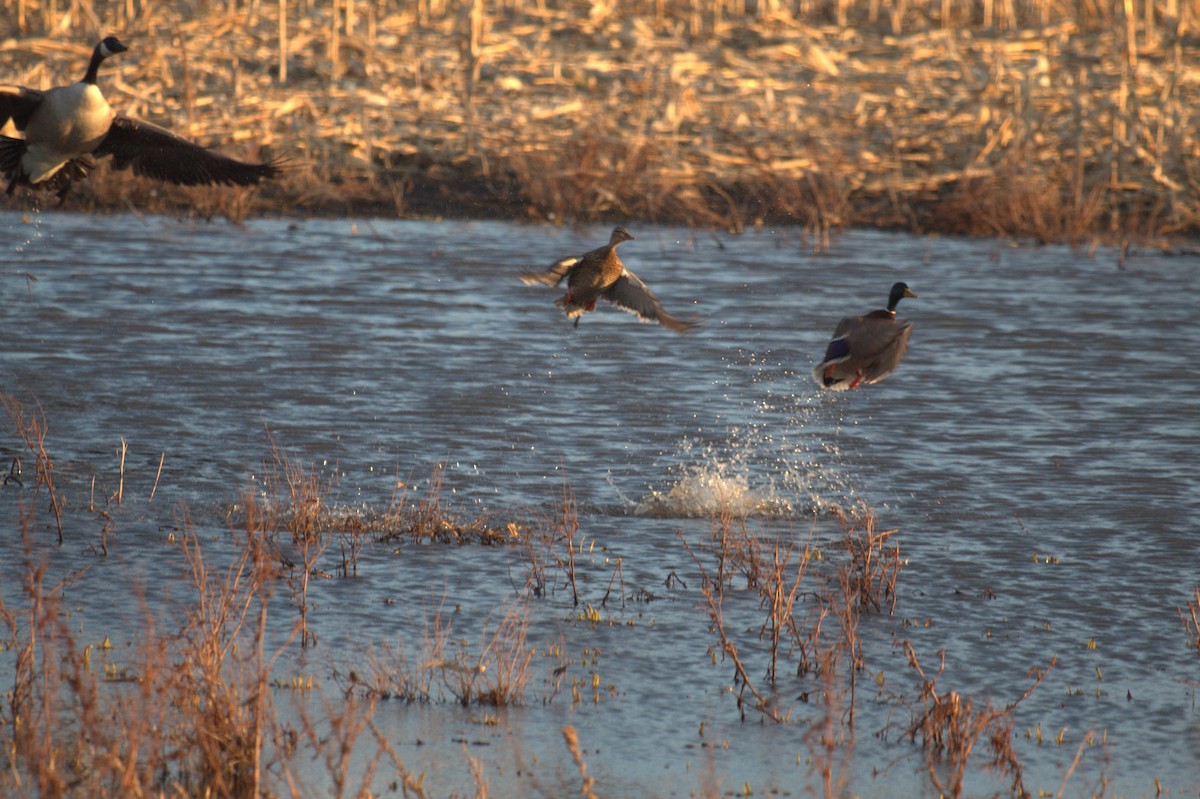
[813,282,918,390]
[520,226,699,333]
[0,37,281,200]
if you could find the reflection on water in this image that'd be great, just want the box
[2,210,1199,796]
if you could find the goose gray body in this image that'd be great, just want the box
[813,282,917,390]
[0,37,281,198]
[520,227,699,333]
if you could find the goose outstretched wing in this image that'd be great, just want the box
[0,86,44,130]
[95,116,282,186]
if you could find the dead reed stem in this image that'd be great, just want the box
[365,718,430,798]
[149,450,166,503]
[517,478,584,603]
[262,429,331,647]
[681,500,904,728]
[680,511,790,723]
[1,392,63,543]
[562,725,599,799]
[115,437,126,505]
[1180,586,1200,658]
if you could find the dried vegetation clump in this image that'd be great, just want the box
[1180,585,1200,658]
[2,0,1199,243]
[897,643,1055,799]
[341,601,535,706]
[680,501,902,724]
[0,411,542,795]
[232,458,510,550]
[0,502,429,798]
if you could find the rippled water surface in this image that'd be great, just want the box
[2,210,1199,797]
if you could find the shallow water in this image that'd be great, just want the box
[2,210,1199,797]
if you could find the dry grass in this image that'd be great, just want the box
[0,489,447,797]
[0,402,1134,795]
[341,601,534,707]
[1,392,63,542]
[1180,585,1200,658]
[518,479,585,603]
[0,502,277,796]
[259,431,331,647]
[2,0,1198,243]
[683,516,780,721]
[899,641,1055,799]
[680,500,900,723]
[345,601,451,703]
[371,462,505,544]
[830,503,902,615]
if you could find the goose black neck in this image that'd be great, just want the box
[83,45,106,84]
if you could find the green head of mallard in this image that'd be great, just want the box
[887,282,918,313]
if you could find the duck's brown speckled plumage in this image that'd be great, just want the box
[813,282,917,390]
[520,227,699,333]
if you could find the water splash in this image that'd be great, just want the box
[8,204,44,256]
[636,348,862,519]
[635,452,795,518]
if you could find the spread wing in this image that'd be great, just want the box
[519,255,579,287]
[602,269,699,333]
[0,86,44,131]
[95,116,282,186]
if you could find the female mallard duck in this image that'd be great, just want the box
[0,37,281,199]
[813,281,918,390]
[520,226,699,333]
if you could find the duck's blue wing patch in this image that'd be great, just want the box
[822,337,850,363]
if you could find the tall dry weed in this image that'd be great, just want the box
[375,463,497,543]
[1,392,64,542]
[900,641,1054,798]
[1180,586,1200,658]
[518,479,584,604]
[0,495,299,797]
[682,501,904,725]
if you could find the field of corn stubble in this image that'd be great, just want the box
[3,0,1200,243]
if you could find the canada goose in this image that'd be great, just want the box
[813,281,918,390]
[0,36,281,199]
[520,227,700,333]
